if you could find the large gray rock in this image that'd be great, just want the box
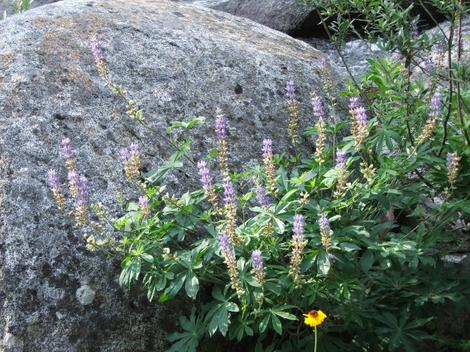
[0,0,342,350]
[211,0,319,35]
[202,0,445,37]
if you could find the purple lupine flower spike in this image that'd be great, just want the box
[293,214,304,239]
[218,233,233,254]
[129,143,139,155]
[90,40,104,63]
[197,160,213,191]
[60,138,75,158]
[285,80,295,100]
[319,214,330,232]
[430,91,442,116]
[255,184,270,207]
[215,114,227,140]
[336,150,347,168]
[262,139,272,159]
[355,106,368,126]
[251,250,264,270]
[311,95,324,118]
[139,195,150,217]
[47,169,59,188]
[223,180,236,205]
[77,175,89,204]
[119,147,130,161]
[349,97,361,110]
[139,195,149,209]
[447,152,456,168]
[68,170,78,184]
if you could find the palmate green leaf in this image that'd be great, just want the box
[144,140,190,185]
[168,307,203,352]
[166,116,206,133]
[184,272,199,300]
[340,242,361,252]
[207,305,230,336]
[271,314,283,335]
[165,273,186,298]
[272,217,285,234]
[205,288,239,337]
[317,249,331,276]
[259,314,270,334]
[271,308,297,321]
[360,250,375,272]
[119,256,141,288]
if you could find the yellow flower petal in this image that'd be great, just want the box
[303,309,327,327]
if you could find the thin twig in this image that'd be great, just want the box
[438,17,456,156]
[418,0,449,40]
[315,9,365,100]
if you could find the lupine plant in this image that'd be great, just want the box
[47,2,470,351]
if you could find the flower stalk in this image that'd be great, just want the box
[289,214,306,284]
[219,233,244,298]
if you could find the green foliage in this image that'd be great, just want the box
[114,51,470,350]
[83,0,470,351]
[13,0,34,13]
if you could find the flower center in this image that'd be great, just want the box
[308,310,318,317]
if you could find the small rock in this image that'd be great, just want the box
[76,285,96,306]
[3,333,24,351]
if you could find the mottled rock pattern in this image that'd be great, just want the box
[413,15,470,81]
[0,0,58,15]
[210,0,319,35]
[174,0,229,8]
[305,38,385,81]
[0,0,343,351]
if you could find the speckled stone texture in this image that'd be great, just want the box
[0,0,59,16]
[210,0,317,35]
[0,0,343,351]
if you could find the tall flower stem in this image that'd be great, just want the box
[314,326,318,352]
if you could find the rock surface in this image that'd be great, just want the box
[305,38,385,81]
[210,0,319,35]
[0,0,343,351]
[0,0,58,16]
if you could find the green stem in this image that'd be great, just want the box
[314,326,318,352]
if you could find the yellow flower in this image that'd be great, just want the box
[303,310,327,328]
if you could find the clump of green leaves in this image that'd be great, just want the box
[13,0,34,13]
[51,1,470,351]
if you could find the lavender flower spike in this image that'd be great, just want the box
[262,139,273,159]
[311,95,324,119]
[355,106,368,126]
[223,180,236,205]
[139,195,150,217]
[285,80,295,100]
[197,161,213,190]
[255,184,270,208]
[47,169,60,188]
[77,175,89,204]
[47,169,65,209]
[349,97,361,110]
[336,150,347,169]
[60,138,75,159]
[251,250,264,271]
[119,147,130,161]
[430,91,442,116]
[293,214,304,238]
[90,39,104,63]
[319,214,330,232]
[218,233,233,255]
[215,113,227,140]
[129,143,139,156]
